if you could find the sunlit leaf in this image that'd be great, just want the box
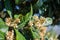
[30,27,40,39]
[0,31,5,40]
[18,4,33,28]
[15,29,26,40]
[0,18,8,33]
[14,14,20,19]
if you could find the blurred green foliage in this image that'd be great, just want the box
[0,0,59,40]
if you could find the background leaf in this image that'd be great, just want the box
[4,0,12,18]
[15,0,26,4]
[15,0,25,4]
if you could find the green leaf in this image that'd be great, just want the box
[7,11,12,18]
[0,18,8,33]
[15,0,25,4]
[0,31,5,40]
[4,0,12,18]
[15,0,19,4]
[43,17,53,26]
[14,14,20,19]
[15,29,26,40]
[30,27,40,39]
[18,4,33,28]
[15,0,20,4]
[34,0,44,9]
